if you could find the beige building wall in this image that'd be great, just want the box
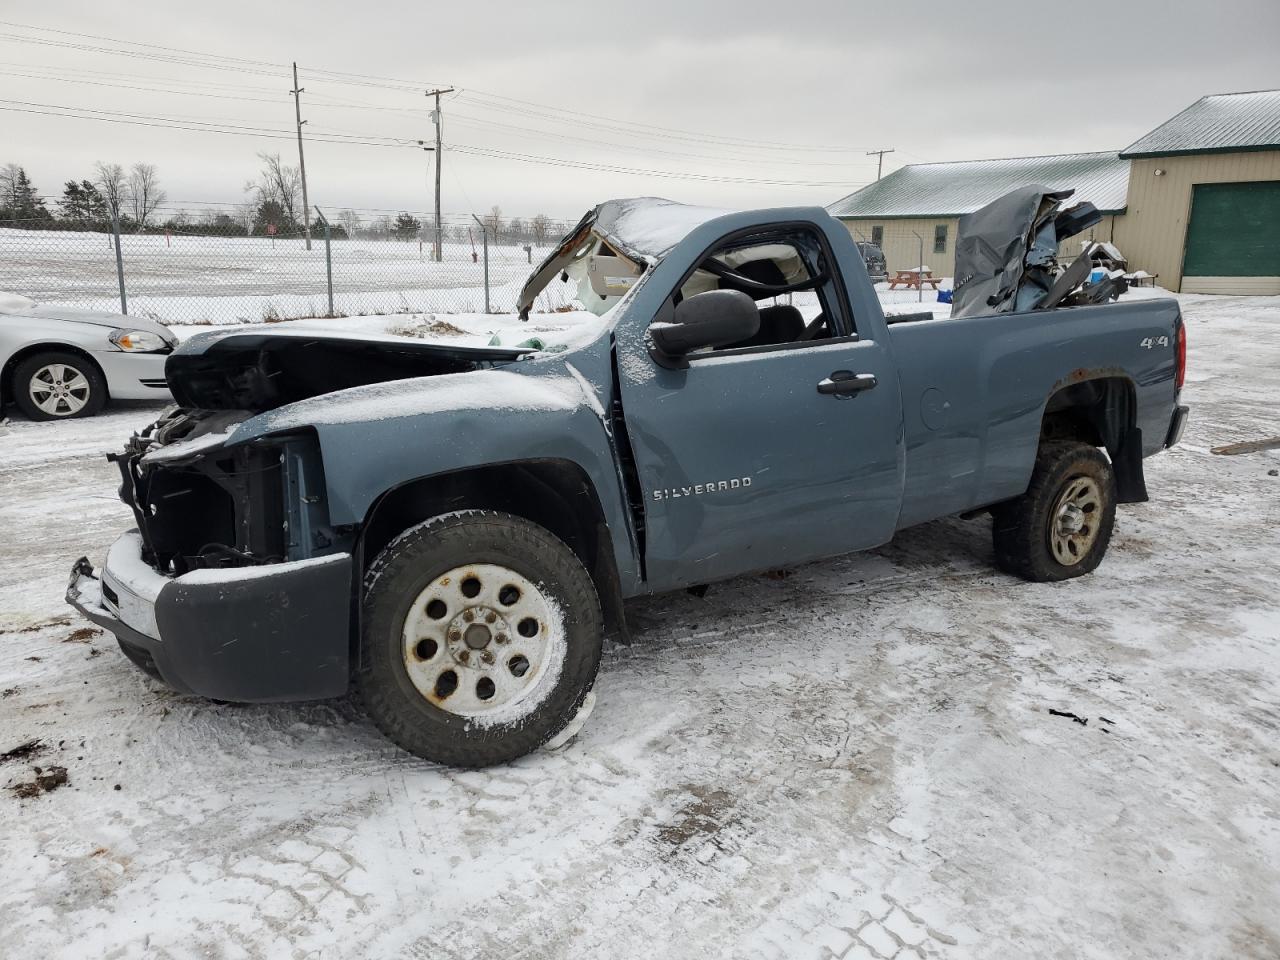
[841,214,1119,281]
[1113,152,1280,291]
[841,217,960,278]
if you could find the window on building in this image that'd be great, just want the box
[933,224,948,254]
[871,225,884,247]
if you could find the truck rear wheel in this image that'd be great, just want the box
[358,510,603,767]
[992,441,1117,582]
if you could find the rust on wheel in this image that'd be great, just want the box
[1048,476,1103,566]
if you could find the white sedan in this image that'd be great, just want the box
[0,292,175,420]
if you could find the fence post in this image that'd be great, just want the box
[314,206,334,317]
[110,202,128,315]
[472,213,490,313]
[911,230,924,304]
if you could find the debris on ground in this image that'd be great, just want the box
[13,617,71,634]
[0,739,44,764]
[1210,437,1280,456]
[63,627,99,643]
[1048,709,1089,726]
[387,316,468,338]
[9,765,69,799]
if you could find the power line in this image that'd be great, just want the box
[445,112,877,169]
[1,96,864,188]
[0,19,873,158]
[0,99,419,147]
[450,144,860,188]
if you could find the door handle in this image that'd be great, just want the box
[817,371,877,396]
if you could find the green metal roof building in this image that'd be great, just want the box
[826,152,1131,282]
[1115,90,1280,293]
[829,89,1280,294]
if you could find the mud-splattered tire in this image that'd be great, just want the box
[358,510,603,768]
[12,351,107,420]
[992,442,1117,582]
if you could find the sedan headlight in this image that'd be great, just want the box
[110,329,172,353]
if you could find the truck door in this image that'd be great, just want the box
[615,221,904,592]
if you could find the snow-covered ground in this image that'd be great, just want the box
[0,229,561,322]
[1,293,1278,959]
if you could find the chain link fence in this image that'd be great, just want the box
[0,210,578,325]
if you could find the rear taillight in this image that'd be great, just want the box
[1175,321,1186,391]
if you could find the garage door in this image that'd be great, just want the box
[1182,180,1280,294]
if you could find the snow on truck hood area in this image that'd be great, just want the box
[244,368,588,435]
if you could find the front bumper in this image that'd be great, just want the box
[67,531,353,702]
[94,350,173,401]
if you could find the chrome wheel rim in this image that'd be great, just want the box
[1049,476,1103,566]
[401,563,565,721]
[29,363,91,416]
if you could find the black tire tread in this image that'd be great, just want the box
[992,441,1117,583]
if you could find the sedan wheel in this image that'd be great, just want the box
[29,362,92,417]
[12,351,108,421]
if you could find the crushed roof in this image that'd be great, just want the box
[827,151,1130,218]
[1121,89,1280,158]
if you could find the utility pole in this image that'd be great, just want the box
[426,87,455,262]
[866,148,895,181]
[290,62,312,251]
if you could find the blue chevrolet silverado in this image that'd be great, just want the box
[68,189,1189,767]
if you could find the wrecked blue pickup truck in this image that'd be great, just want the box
[68,189,1188,767]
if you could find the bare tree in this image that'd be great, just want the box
[93,161,127,216]
[484,204,503,243]
[127,162,166,229]
[531,213,551,247]
[244,153,302,227]
[339,208,361,238]
[0,163,21,215]
[236,201,256,233]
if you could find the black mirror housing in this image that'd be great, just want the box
[649,290,760,367]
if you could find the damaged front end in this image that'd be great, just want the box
[66,327,532,702]
[112,327,530,574]
[111,408,342,575]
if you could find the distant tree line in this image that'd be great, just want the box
[1,154,572,245]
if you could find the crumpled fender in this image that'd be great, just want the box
[223,347,639,583]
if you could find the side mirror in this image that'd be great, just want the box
[649,290,760,368]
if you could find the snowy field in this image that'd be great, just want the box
[0,228,563,322]
[1,294,1278,959]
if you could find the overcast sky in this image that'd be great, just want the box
[2,0,1278,223]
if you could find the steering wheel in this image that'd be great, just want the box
[699,257,827,296]
[797,313,830,341]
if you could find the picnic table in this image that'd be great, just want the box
[888,267,942,290]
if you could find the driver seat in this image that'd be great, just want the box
[723,303,804,349]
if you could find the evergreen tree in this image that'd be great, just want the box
[1,164,50,225]
[252,199,290,236]
[392,212,421,241]
[59,179,108,226]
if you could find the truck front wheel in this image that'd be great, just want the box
[992,442,1117,582]
[358,510,603,767]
